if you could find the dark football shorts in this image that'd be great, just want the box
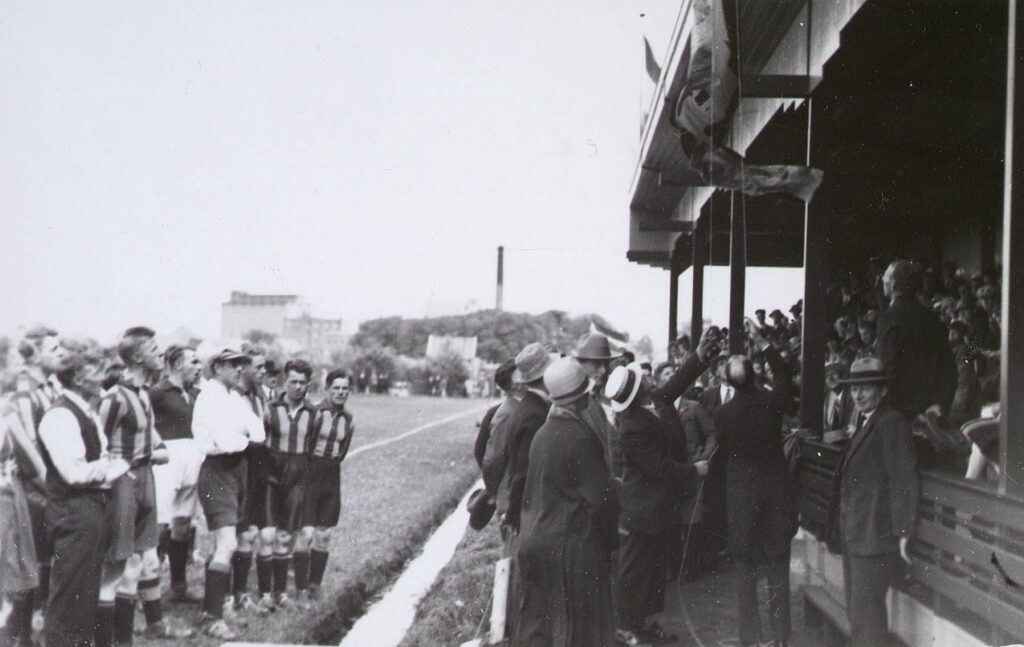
[108,464,159,562]
[304,456,341,528]
[264,451,308,532]
[198,452,247,532]
[237,443,269,532]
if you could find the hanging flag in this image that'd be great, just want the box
[644,37,662,84]
[670,0,824,201]
[690,143,824,202]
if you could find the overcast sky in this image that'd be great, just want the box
[1,0,801,350]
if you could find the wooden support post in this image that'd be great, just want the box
[799,99,828,435]
[691,221,707,343]
[669,251,680,343]
[999,0,1024,497]
[728,192,747,354]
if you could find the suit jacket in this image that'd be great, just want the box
[698,384,724,415]
[617,405,699,534]
[503,391,551,531]
[580,392,615,476]
[481,395,521,514]
[877,294,957,419]
[828,405,919,556]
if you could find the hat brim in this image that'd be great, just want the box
[574,351,622,361]
[609,371,642,413]
[513,354,556,384]
[838,375,889,386]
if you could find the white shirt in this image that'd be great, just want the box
[38,390,112,488]
[191,379,266,455]
[720,383,734,404]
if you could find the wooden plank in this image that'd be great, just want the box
[917,518,1024,587]
[801,584,852,638]
[489,558,511,645]
[921,474,1024,535]
[910,559,1024,641]
[740,74,822,98]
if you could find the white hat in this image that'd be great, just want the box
[604,363,643,413]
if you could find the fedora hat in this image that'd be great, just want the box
[839,357,889,386]
[543,357,590,406]
[466,488,495,531]
[513,343,556,384]
[604,363,643,413]
[574,332,622,361]
[824,361,849,377]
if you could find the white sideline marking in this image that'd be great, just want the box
[346,405,492,459]
[339,481,480,647]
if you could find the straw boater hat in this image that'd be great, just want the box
[574,332,622,362]
[513,343,557,384]
[838,357,888,386]
[604,363,644,413]
[543,358,590,406]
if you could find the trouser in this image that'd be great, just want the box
[617,530,671,631]
[45,490,111,647]
[843,550,895,647]
[735,552,790,645]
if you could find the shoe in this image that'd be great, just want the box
[274,592,305,610]
[143,619,196,639]
[615,629,653,647]
[200,617,238,641]
[170,583,202,604]
[256,593,277,614]
[305,584,322,602]
[236,593,271,617]
[222,599,249,628]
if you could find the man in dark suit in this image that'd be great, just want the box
[607,363,709,646]
[823,361,855,437]
[714,320,796,647]
[827,357,918,647]
[877,259,957,421]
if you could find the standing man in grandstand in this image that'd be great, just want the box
[2,325,66,629]
[261,359,318,606]
[37,350,129,647]
[98,327,191,643]
[302,369,356,600]
[234,347,274,614]
[192,348,264,640]
[149,345,203,602]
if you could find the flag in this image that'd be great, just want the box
[690,142,824,202]
[644,37,662,84]
[589,318,629,343]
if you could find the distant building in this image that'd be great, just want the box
[425,335,478,361]
[221,291,305,338]
[220,291,344,359]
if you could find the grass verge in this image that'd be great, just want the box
[398,521,503,647]
[133,394,490,647]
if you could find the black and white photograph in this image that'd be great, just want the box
[0,1,1021,646]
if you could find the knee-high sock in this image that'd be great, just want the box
[293,551,310,592]
[167,538,189,587]
[7,592,34,639]
[232,551,253,598]
[138,577,163,626]
[113,595,136,645]
[36,562,51,611]
[272,555,290,594]
[204,563,231,618]
[310,549,329,587]
[256,555,273,595]
[94,601,115,647]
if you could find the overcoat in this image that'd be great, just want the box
[713,345,797,562]
[513,407,618,647]
[826,405,919,555]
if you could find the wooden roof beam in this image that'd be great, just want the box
[741,74,821,98]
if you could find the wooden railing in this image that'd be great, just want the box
[797,439,1024,643]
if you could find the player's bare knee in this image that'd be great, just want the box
[170,517,191,541]
[275,529,293,551]
[313,528,332,551]
[140,549,161,579]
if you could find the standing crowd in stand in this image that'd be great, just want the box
[0,328,356,647]
[474,258,1004,647]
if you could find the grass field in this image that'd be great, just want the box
[398,520,502,647]
[134,393,491,647]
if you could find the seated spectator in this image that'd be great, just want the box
[948,321,980,425]
[855,318,877,359]
[823,362,854,438]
